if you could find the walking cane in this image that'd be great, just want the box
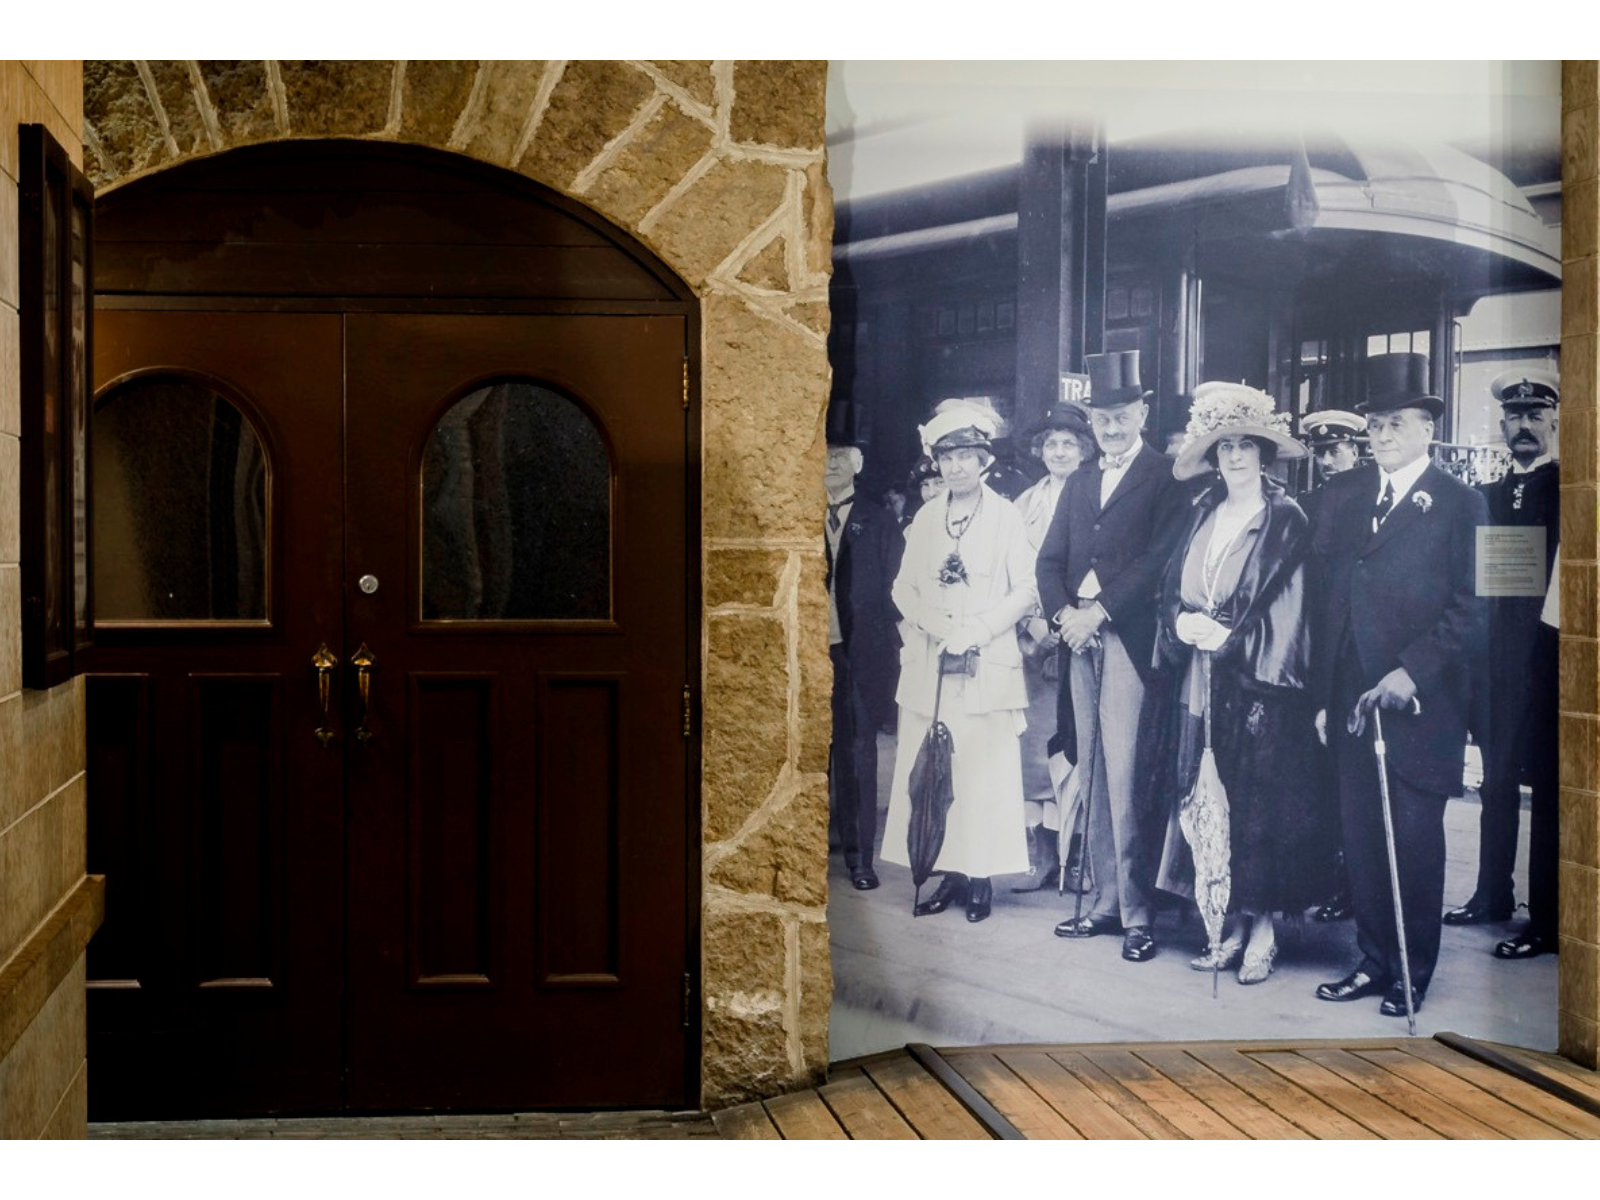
[1371,706,1418,1037]
[1060,632,1106,933]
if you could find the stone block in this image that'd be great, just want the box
[795,552,833,775]
[1562,637,1600,721]
[1565,179,1598,263]
[0,305,19,437]
[1560,1010,1598,1069]
[645,158,790,289]
[787,301,829,339]
[583,100,716,230]
[706,548,788,609]
[702,295,830,542]
[1566,62,1600,114]
[1563,409,1595,486]
[1563,787,1600,870]
[0,695,21,833]
[1561,564,1595,641]
[1560,715,1598,791]
[703,612,789,843]
[399,61,477,146]
[0,568,18,701]
[0,957,85,1138]
[0,434,17,565]
[1563,255,1597,340]
[0,782,82,981]
[0,180,17,310]
[736,236,789,292]
[38,1060,87,1139]
[708,774,829,907]
[0,61,24,180]
[646,61,716,110]
[1559,936,1599,1026]
[1561,483,1596,565]
[730,61,825,150]
[143,61,211,157]
[701,906,791,1104]
[461,61,548,166]
[1560,335,1594,417]
[197,61,279,146]
[85,60,172,178]
[797,919,832,1076]
[802,160,833,281]
[278,61,393,138]
[1565,103,1597,186]
[520,61,654,192]
[1560,863,1600,944]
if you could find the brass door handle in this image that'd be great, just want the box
[351,643,376,743]
[312,642,338,748]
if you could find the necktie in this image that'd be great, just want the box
[827,494,852,534]
[1373,480,1394,531]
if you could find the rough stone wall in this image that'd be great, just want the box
[81,59,833,1105]
[0,60,92,1139]
[1560,60,1600,1070]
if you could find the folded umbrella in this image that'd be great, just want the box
[906,671,957,915]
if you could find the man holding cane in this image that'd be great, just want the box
[1308,353,1487,1018]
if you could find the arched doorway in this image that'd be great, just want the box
[85,141,700,1118]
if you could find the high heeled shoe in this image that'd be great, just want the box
[913,873,968,917]
[1188,934,1244,972]
[965,877,993,923]
[1237,940,1279,985]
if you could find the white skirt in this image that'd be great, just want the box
[880,674,1030,879]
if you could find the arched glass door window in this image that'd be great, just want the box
[92,374,270,624]
[420,380,612,621]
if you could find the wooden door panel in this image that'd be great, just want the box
[343,313,692,1109]
[86,311,345,1119]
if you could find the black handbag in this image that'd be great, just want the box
[938,648,979,676]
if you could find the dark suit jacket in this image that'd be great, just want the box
[1036,442,1186,684]
[1310,461,1488,795]
[828,497,903,726]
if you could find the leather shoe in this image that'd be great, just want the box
[850,868,879,891]
[1121,925,1157,962]
[913,873,967,917]
[1315,970,1388,1002]
[1054,913,1120,939]
[1494,929,1555,959]
[1380,981,1425,1017]
[965,878,993,923]
[1442,893,1513,925]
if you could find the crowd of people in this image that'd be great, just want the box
[825,348,1561,1019]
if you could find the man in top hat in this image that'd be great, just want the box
[1036,350,1187,961]
[1444,369,1560,958]
[1310,352,1487,1016]
[824,433,904,892]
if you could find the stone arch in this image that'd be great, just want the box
[84,59,834,1106]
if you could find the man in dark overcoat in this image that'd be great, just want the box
[1036,350,1186,962]
[825,438,903,891]
[1310,353,1488,1016]
[1444,369,1560,958]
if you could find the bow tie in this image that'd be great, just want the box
[1102,451,1132,471]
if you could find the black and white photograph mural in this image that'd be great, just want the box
[821,62,1563,1056]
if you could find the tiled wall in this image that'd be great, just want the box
[0,60,91,1139]
[1559,60,1600,1070]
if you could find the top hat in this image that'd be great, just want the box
[1300,409,1365,448]
[1358,353,1444,420]
[1084,351,1152,408]
[1025,401,1095,445]
[1490,368,1559,411]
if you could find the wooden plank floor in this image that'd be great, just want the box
[712,1035,1600,1140]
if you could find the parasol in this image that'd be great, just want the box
[906,671,957,915]
[1179,650,1232,997]
[1050,756,1092,895]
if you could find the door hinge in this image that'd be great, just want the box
[682,973,694,1029]
[682,685,693,738]
[682,358,690,411]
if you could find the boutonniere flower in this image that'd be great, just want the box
[847,521,863,536]
[1412,491,1433,513]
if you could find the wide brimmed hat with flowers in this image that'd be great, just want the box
[919,402,999,457]
[1172,382,1308,481]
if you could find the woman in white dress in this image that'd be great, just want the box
[881,404,1038,922]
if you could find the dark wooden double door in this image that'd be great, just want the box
[86,308,693,1118]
